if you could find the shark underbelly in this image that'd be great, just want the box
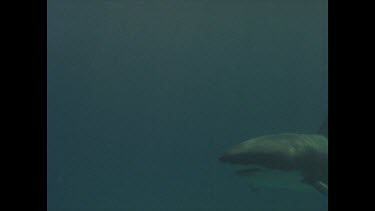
[234,165,317,192]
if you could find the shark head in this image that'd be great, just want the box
[219,133,303,170]
[218,133,328,194]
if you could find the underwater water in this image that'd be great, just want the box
[47,0,328,210]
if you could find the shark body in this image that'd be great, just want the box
[219,119,328,195]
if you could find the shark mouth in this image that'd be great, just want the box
[229,164,268,176]
[235,167,263,176]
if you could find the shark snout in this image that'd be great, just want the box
[218,141,293,166]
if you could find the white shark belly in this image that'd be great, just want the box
[235,166,316,192]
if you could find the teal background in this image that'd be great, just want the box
[48,0,328,210]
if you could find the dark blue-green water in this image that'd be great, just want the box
[47,0,328,210]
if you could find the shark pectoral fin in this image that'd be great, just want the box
[313,181,328,195]
[303,179,328,195]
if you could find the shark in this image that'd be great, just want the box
[219,118,328,195]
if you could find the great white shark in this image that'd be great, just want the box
[219,118,328,195]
